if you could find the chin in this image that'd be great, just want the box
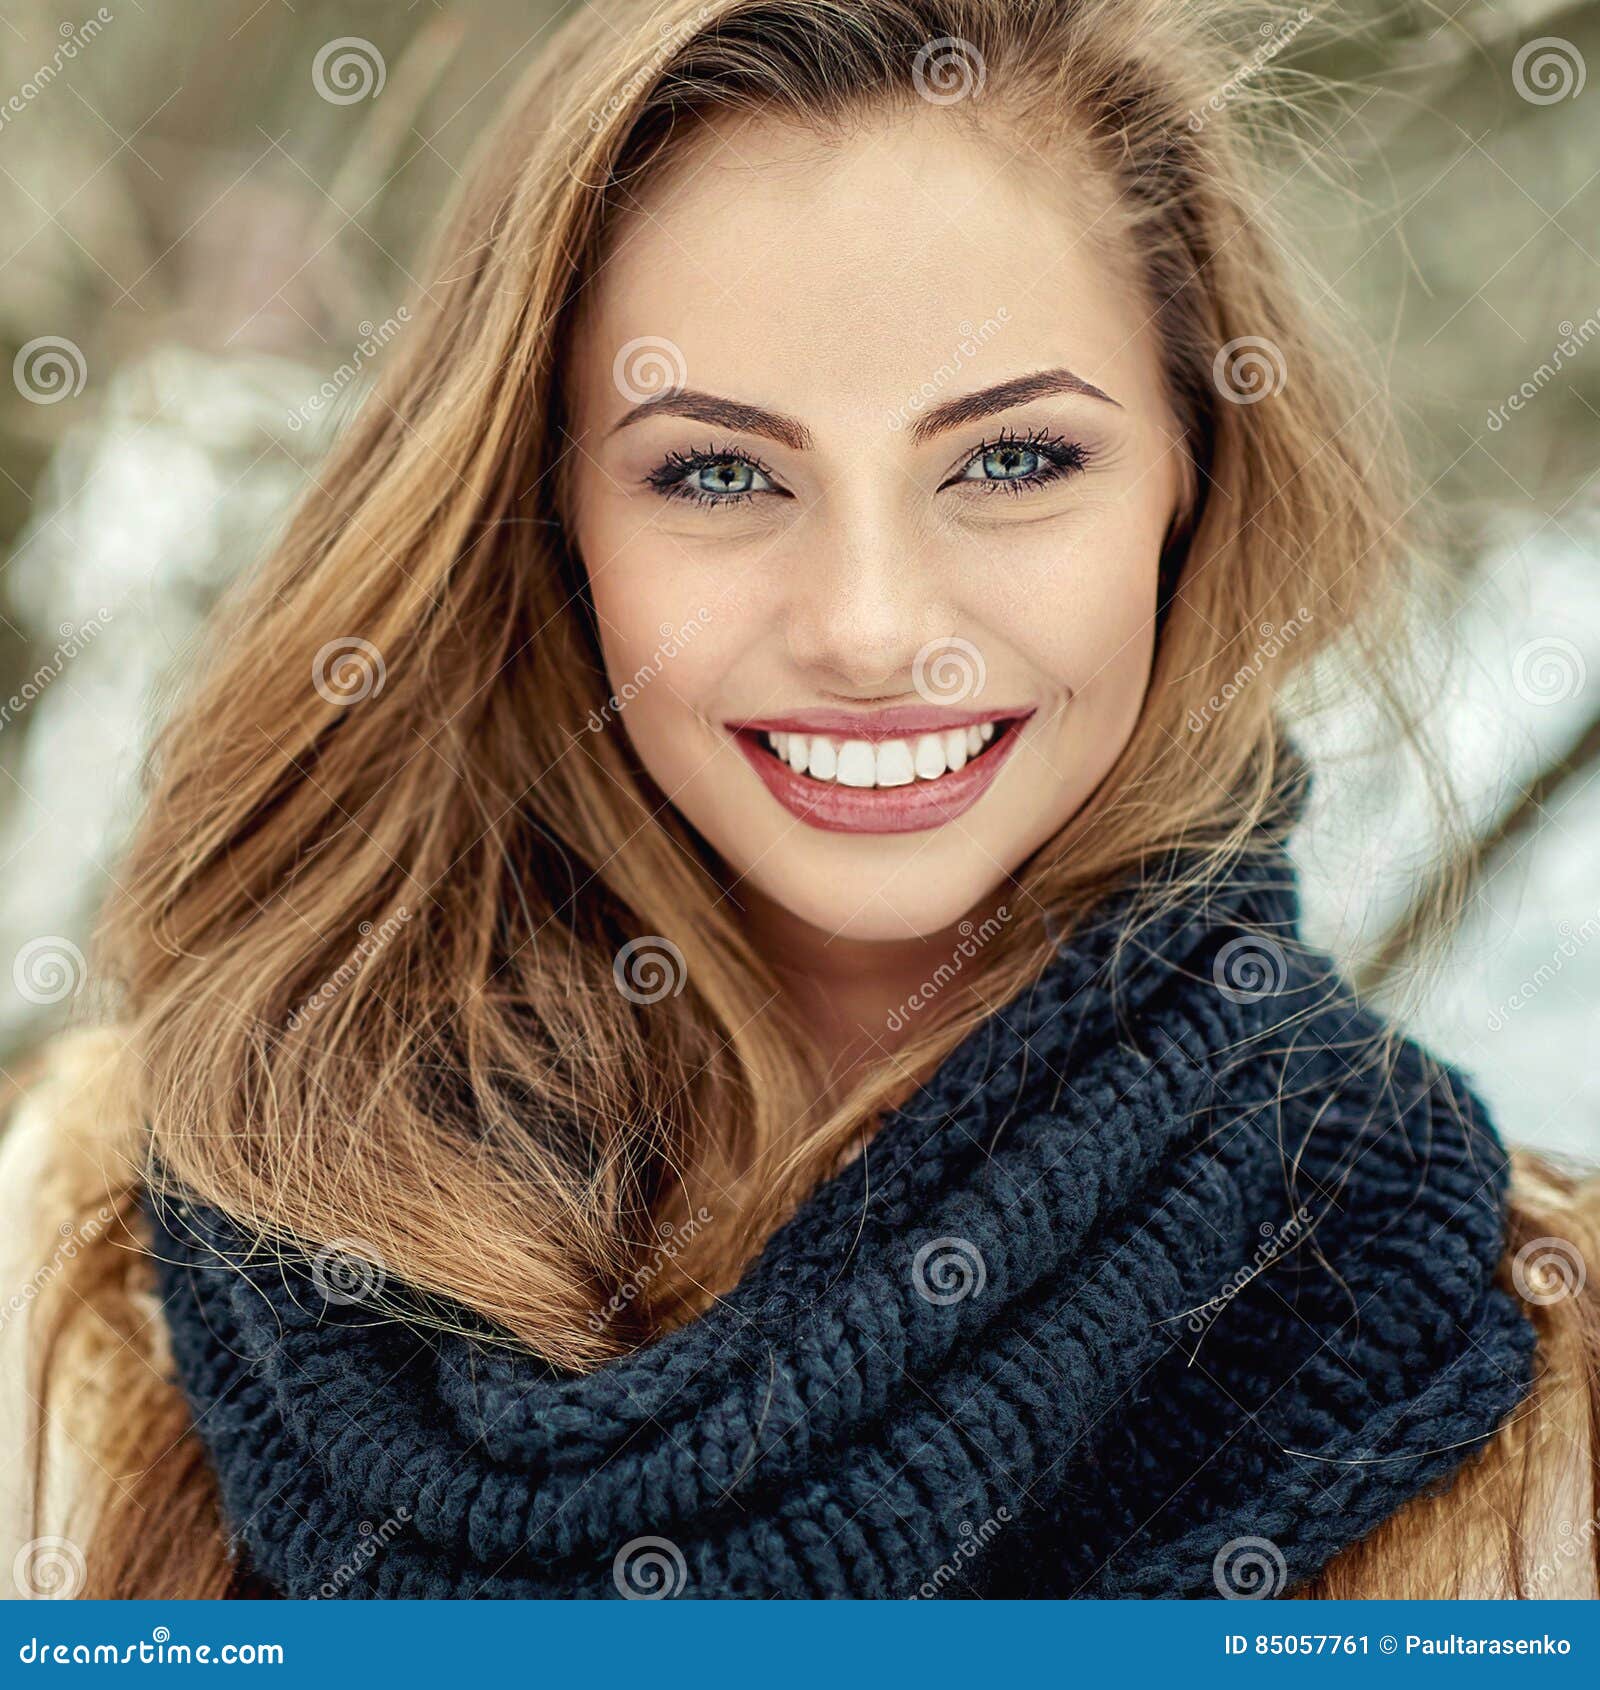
[739,853,1010,945]
[661,755,1041,944]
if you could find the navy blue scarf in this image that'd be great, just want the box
[146,765,1535,1599]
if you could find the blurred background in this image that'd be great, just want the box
[0,0,1596,1155]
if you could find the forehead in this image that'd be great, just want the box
[570,104,1166,426]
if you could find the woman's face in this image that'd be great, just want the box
[566,107,1184,943]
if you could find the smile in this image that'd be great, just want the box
[727,706,1035,834]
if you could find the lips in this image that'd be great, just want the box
[727,706,1035,834]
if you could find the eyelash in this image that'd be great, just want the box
[642,427,1093,508]
[643,441,783,508]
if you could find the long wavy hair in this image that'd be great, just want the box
[31,0,1571,1598]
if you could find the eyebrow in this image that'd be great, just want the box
[606,366,1121,451]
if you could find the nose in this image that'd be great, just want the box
[782,506,954,693]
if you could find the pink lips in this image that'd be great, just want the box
[727,706,1035,835]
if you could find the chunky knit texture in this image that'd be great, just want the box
[146,771,1536,1599]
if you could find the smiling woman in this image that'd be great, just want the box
[565,100,1180,968]
[3,0,1597,1603]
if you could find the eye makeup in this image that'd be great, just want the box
[639,425,1098,509]
[642,441,788,509]
[936,425,1093,498]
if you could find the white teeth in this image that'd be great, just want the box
[913,734,946,780]
[875,740,915,787]
[835,740,876,787]
[760,722,1012,787]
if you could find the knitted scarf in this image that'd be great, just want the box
[146,763,1536,1600]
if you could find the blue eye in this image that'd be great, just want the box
[689,459,769,497]
[947,429,1089,496]
[962,444,1041,482]
[647,447,781,508]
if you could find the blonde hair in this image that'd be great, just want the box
[24,0,1557,1596]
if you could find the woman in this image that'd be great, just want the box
[3,0,1596,1600]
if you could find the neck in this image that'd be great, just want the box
[738,884,1012,1096]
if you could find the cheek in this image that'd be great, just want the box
[968,499,1163,697]
[583,539,749,764]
